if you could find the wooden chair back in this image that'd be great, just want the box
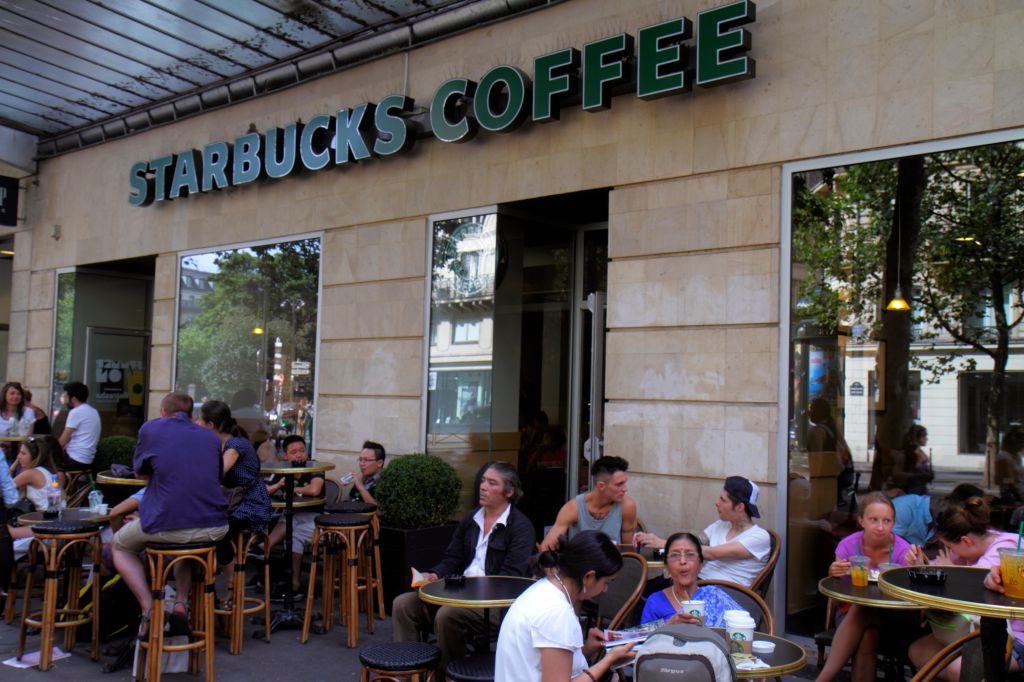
[696,579,774,634]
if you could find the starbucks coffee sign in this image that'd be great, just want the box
[129,0,755,206]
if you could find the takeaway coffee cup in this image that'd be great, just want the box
[677,600,705,621]
[725,614,756,654]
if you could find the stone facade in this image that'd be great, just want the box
[9,0,1024,543]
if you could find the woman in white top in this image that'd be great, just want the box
[0,381,36,438]
[495,530,635,682]
[7,436,64,557]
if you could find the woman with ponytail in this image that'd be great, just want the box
[907,496,1024,680]
[198,400,272,608]
[496,530,635,682]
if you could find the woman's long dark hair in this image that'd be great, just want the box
[22,435,62,472]
[1,382,25,420]
[533,530,622,583]
[200,400,248,439]
[935,496,990,543]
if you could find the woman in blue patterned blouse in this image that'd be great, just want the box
[640,532,742,627]
[199,400,272,610]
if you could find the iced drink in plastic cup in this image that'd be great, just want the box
[999,547,1024,598]
[849,555,870,588]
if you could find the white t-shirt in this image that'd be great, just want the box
[699,520,771,586]
[65,402,101,465]
[495,578,586,682]
[0,410,35,437]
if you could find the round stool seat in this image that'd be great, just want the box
[33,520,101,535]
[146,541,218,551]
[447,655,495,682]
[360,642,441,671]
[329,501,377,514]
[314,513,370,528]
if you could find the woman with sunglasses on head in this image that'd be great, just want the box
[640,532,741,627]
[6,436,64,558]
[907,496,1023,681]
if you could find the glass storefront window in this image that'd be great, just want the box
[175,238,320,447]
[51,272,75,415]
[786,139,1024,631]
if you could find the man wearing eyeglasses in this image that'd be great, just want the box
[347,440,385,504]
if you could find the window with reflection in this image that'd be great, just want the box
[786,140,1024,631]
[175,238,320,446]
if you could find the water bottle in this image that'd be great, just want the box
[45,474,63,519]
[88,489,104,511]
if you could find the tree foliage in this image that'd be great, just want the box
[175,239,320,405]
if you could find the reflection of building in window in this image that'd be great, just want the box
[960,372,1024,454]
[178,266,215,325]
[453,320,480,344]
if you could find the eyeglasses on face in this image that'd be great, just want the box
[667,551,700,563]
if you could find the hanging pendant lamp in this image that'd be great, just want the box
[886,195,910,312]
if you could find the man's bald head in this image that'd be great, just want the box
[160,392,194,417]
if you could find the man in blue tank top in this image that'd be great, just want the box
[539,456,637,551]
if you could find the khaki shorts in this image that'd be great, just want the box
[113,518,229,553]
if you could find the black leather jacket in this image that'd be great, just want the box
[430,504,534,578]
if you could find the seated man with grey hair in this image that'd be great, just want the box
[392,461,534,669]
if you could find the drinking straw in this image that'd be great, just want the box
[1017,519,1023,552]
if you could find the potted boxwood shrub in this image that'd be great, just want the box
[374,453,461,611]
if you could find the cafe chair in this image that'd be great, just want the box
[585,551,647,630]
[696,579,774,634]
[324,500,385,620]
[322,478,342,507]
[909,630,981,682]
[301,512,373,647]
[137,542,218,682]
[446,653,494,682]
[750,528,781,600]
[360,641,441,682]
[213,530,270,654]
[16,520,102,671]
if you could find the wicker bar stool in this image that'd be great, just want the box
[446,654,495,682]
[136,542,217,682]
[16,520,102,671]
[360,641,441,682]
[329,500,384,620]
[300,512,372,647]
[212,530,270,654]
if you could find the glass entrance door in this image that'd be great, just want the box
[84,326,150,437]
[425,208,607,539]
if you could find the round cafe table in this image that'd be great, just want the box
[96,470,146,487]
[17,508,110,527]
[707,628,806,678]
[818,575,918,609]
[419,575,534,649]
[261,460,334,633]
[880,565,1020,682]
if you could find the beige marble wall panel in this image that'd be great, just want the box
[6,352,25,384]
[320,280,425,340]
[13,230,32,273]
[8,311,26,353]
[322,220,426,287]
[605,327,777,404]
[609,170,775,259]
[27,271,53,311]
[994,68,1024,128]
[10,270,28,313]
[318,339,422,397]
[315,395,420,456]
[627,473,778,537]
[149,345,172,393]
[24,349,49,388]
[154,254,178,302]
[151,299,174,347]
[605,401,777,482]
[26,310,52,350]
[608,248,778,328]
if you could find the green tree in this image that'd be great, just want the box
[794,140,1024,484]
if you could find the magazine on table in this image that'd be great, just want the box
[603,619,665,647]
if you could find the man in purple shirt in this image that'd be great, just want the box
[112,392,228,634]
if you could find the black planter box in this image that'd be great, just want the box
[379,522,458,614]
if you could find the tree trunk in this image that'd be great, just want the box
[985,271,1010,487]
[875,156,925,486]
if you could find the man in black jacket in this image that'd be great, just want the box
[392,461,534,668]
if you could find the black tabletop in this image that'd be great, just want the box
[418,576,535,608]
[17,508,109,527]
[818,576,918,609]
[709,628,806,678]
[879,566,1024,619]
